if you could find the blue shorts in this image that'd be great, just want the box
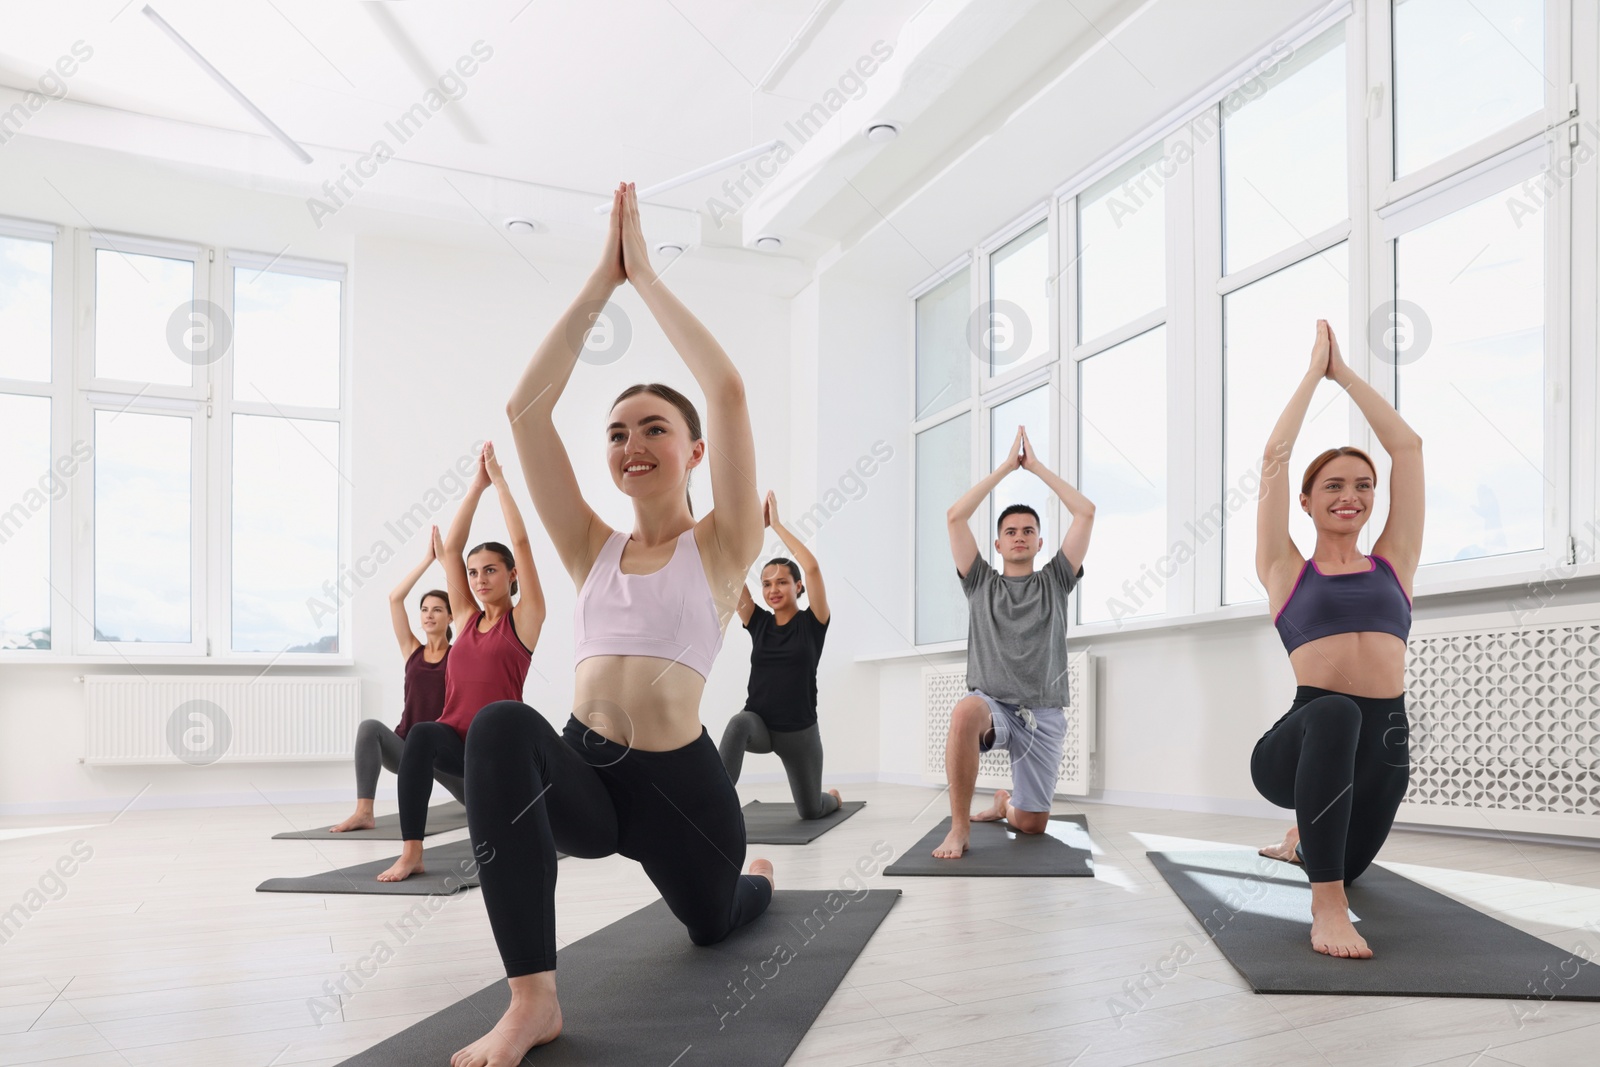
[971,688,1066,814]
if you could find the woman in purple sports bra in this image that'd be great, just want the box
[449,182,773,1065]
[1252,319,1424,961]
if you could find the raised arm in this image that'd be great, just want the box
[1256,321,1327,600]
[620,183,761,571]
[948,426,1024,578]
[483,441,547,650]
[1325,325,1424,586]
[765,491,830,624]
[387,536,437,658]
[440,449,489,627]
[1019,427,1093,572]
[505,188,627,584]
[736,583,756,627]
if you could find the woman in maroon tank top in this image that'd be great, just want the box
[377,442,546,882]
[329,530,458,833]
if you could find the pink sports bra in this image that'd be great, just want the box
[573,527,726,680]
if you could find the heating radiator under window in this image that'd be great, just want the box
[83,676,360,765]
[1399,605,1600,838]
[923,652,1096,796]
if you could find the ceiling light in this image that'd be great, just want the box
[503,217,542,234]
[656,242,685,257]
[753,235,783,251]
[864,122,900,144]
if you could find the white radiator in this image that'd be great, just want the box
[83,676,360,765]
[1399,604,1600,838]
[923,651,1095,796]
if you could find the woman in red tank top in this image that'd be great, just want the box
[328,531,458,833]
[377,442,546,882]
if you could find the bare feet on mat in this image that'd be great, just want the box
[828,787,843,805]
[376,842,425,882]
[1259,824,1302,863]
[1310,907,1372,959]
[970,788,1010,823]
[932,824,969,859]
[328,810,376,833]
[452,973,562,1067]
[749,858,775,889]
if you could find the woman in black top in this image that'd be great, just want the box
[718,491,841,819]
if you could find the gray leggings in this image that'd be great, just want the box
[717,712,839,820]
[355,718,465,805]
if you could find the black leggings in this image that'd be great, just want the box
[465,701,774,976]
[1250,686,1411,885]
[397,722,465,840]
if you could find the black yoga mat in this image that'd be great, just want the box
[884,814,1093,877]
[257,837,484,896]
[742,799,865,844]
[272,801,468,840]
[336,888,901,1066]
[1148,850,1600,999]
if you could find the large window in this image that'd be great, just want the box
[1078,143,1165,344]
[1394,181,1545,564]
[904,0,1573,641]
[1223,247,1350,604]
[1079,327,1167,623]
[988,384,1052,566]
[915,412,971,645]
[1221,23,1347,273]
[1393,0,1545,176]
[0,220,347,662]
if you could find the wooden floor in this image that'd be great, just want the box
[3,781,1599,1066]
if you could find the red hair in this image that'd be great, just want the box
[1301,447,1378,497]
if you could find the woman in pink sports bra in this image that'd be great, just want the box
[1251,320,1425,962]
[450,182,773,1065]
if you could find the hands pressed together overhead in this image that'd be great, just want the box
[598,181,658,288]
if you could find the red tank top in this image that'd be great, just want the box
[395,644,449,740]
[436,610,532,739]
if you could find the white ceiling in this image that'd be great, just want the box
[0,1,922,204]
[0,0,1336,277]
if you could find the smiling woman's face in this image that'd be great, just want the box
[607,393,702,503]
[1302,454,1376,535]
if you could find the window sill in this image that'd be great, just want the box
[856,560,1600,663]
[0,654,356,668]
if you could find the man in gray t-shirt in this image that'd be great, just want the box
[935,426,1094,861]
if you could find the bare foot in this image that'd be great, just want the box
[970,788,1010,823]
[749,858,775,889]
[1258,824,1302,864]
[932,824,969,859]
[451,974,563,1067]
[828,787,843,805]
[1310,907,1372,959]
[328,810,376,833]
[376,842,425,882]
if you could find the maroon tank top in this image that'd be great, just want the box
[395,644,449,740]
[436,610,533,739]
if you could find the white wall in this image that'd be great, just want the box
[0,137,830,812]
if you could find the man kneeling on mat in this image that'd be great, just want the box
[935,426,1093,859]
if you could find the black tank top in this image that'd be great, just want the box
[396,644,449,740]
[742,606,828,732]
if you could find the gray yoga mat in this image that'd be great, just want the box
[742,799,865,844]
[272,801,468,840]
[1148,850,1600,999]
[885,814,1093,877]
[336,888,901,1066]
[257,837,484,896]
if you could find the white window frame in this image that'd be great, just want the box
[218,250,353,664]
[905,0,1592,646]
[0,215,69,654]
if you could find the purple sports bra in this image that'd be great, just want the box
[1273,553,1412,655]
[573,527,726,680]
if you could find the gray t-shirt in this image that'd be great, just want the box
[959,548,1083,708]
